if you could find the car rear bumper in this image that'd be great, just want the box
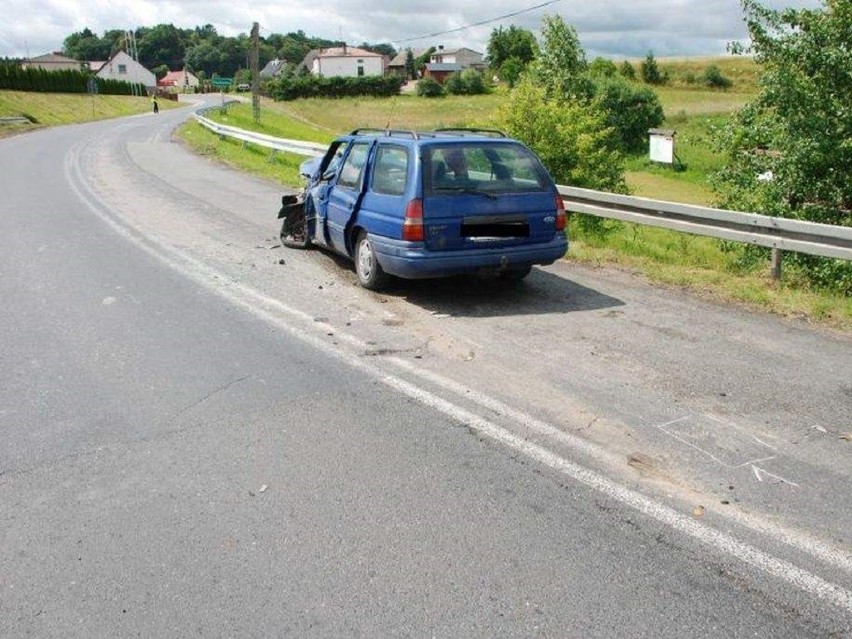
[370,234,568,279]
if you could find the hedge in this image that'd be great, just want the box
[0,63,145,95]
[269,74,404,101]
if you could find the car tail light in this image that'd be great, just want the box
[403,198,424,241]
[555,194,566,231]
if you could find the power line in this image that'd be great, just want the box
[395,0,562,44]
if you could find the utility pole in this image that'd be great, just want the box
[251,22,260,124]
[124,30,141,96]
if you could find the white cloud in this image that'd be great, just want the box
[0,0,823,60]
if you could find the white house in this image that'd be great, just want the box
[301,46,384,78]
[96,50,156,89]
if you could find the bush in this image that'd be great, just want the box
[702,65,732,89]
[269,74,404,101]
[619,61,636,80]
[416,76,444,97]
[443,72,465,95]
[460,69,486,94]
[592,77,664,152]
[443,69,487,95]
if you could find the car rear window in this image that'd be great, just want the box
[423,143,551,195]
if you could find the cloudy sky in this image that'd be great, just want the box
[0,0,822,60]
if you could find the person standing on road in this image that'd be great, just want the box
[152,95,159,114]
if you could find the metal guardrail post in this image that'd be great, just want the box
[771,248,783,280]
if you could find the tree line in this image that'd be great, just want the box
[61,25,397,79]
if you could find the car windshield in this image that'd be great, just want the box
[423,143,551,195]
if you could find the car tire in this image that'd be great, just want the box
[499,266,532,282]
[280,208,310,249]
[354,231,390,290]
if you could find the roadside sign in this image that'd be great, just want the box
[210,77,233,87]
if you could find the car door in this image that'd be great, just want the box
[308,141,347,248]
[325,141,373,253]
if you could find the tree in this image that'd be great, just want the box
[640,51,665,85]
[487,25,538,73]
[359,42,397,58]
[499,57,525,87]
[137,24,186,70]
[404,49,415,80]
[497,77,625,193]
[588,57,618,78]
[414,47,436,72]
[592,77,664,152]
[619,60,636,80]
[63,28,113,61]
[713,0,852,293]
[184,41,227,77]
[528,15,592,100]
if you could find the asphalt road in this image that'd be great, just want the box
[0,98,850,636]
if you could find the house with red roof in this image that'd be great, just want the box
[157,69,200,92]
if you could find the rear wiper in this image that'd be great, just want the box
[434,186,497,199]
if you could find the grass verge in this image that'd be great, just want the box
[0,90,180,136]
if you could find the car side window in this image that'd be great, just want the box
[336,142,371,190]
[371,145,409,196]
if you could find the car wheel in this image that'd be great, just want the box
[354,231,390,290]
[500,266,532,282]
[280,208,310,249]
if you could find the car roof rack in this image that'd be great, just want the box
[349,128,420,139]
[433,127,507,138]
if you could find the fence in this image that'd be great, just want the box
[193,112,852,271]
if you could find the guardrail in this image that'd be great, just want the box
[193,113,852,268]
[195,110,327,158]
[559,186,852,263]
[0,116,31,125]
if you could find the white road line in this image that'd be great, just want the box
[64,138,852,612]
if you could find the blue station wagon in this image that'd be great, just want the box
[278,128,568,290]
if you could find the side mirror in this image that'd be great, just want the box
[321,168,337,182]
